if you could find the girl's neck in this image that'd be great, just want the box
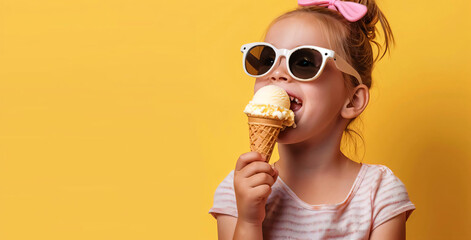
[276,123,348,178]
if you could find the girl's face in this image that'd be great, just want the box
[254,14,349,145]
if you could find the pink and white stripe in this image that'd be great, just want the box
[209,163,416,239]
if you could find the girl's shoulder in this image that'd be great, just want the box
[361,163,405,183]
[360,163,416,229]
[360,163,413,206]
[363,162,394,172]
[359,163,409,189]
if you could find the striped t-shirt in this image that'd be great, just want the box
[209,163,416,239]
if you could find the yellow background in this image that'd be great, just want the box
[0,0,470,239]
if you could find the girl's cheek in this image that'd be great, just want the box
[254,78,268,92]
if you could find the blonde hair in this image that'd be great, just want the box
[266,0,395,160]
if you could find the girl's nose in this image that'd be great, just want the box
[269,57,290,82]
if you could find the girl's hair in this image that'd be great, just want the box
[266,0,394,160]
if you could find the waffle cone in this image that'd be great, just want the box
[247,116,283,162]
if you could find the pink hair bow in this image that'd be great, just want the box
[298,0,367,22]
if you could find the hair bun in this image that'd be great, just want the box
[351,0,394,62]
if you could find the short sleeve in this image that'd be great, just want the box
[371,165,416,230]
[208,170,238,219]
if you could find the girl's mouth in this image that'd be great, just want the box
[288,94,303,112]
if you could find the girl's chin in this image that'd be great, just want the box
[276,126,298,144]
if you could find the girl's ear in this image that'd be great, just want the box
[341,84,369,119]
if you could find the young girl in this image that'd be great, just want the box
[209,0,415,239]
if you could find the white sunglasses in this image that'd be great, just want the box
[241,42,362,84]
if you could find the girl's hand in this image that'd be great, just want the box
[233,152,279,226]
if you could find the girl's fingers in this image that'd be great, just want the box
[235,152,265,172]
[251,184,272,197]
[248,172,276,188]
[241,161,276,178]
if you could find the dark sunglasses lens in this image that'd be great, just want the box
[245,45,276,76]
[289,48,323,79]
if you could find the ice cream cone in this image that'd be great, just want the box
[244,85,296,162]
[248,116,283,162]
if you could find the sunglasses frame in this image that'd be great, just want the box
[241,42,362,84]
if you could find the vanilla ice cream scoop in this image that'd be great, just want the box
[251,85,291,110]
[244,85,296,128]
